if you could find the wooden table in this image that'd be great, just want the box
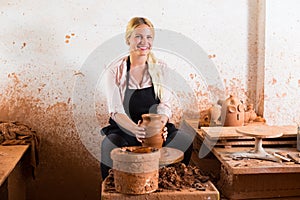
[0,145,29,200]
[185,119,300,200]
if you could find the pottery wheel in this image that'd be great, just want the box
[159,147,184,166]
[231,126,283,162]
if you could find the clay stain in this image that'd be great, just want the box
[65,33,76,44]
[272,78,277,85]
[208,54,216,59]
[73,71,85,76]
[21,42,26,49]
[189,73,195,79]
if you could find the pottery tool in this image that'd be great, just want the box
[273,152,292,162]
[287,153,300,164]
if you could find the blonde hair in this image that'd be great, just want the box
[125,17,154,45]
[125,17,163,99]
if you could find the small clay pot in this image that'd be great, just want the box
[244,111,250,124]
[139,113,165,148]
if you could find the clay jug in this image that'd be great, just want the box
[209,104,222,126]
[139,113,165,148]
[220,95,245,126]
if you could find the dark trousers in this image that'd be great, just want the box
[100,123,194,180]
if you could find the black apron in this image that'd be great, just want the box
[101,57,176,137]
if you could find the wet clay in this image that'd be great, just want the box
[104,163,210,193]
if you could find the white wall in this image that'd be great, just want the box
[264,0,300,125]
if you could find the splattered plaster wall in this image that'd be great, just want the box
[0,0,299,199]
[264,0,300,125]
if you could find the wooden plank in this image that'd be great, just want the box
[202,124,296,140]
[185,119,297,139]
[0,145,29,186]
[185,119,297,148]
[101,179,219,200]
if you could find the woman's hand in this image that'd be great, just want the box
[162,126,168,141]
[112,113,146,142]
[135,120,146,143]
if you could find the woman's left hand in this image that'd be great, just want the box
[162,126,168,141]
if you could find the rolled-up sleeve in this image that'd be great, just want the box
[104,63,126,117]
[157,89,173,119]
[156,62,173,119]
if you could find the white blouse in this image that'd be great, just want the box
[104,56,173,121]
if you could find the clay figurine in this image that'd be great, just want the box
[219,95,245,126]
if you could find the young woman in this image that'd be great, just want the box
[101,17,193,179]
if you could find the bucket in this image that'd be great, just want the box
[111,146,160,194]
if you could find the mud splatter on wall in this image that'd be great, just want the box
[0,67,102,199]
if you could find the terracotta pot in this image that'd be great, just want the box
[139,113,165,148]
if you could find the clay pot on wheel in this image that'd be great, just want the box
[139,113,165,148]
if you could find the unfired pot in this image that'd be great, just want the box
[139,113,165,148]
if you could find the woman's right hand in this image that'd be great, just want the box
[132,123,146,140]
[112,113,146,141]
[135,120,145,143]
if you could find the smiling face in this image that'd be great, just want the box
[128,24,154,57]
